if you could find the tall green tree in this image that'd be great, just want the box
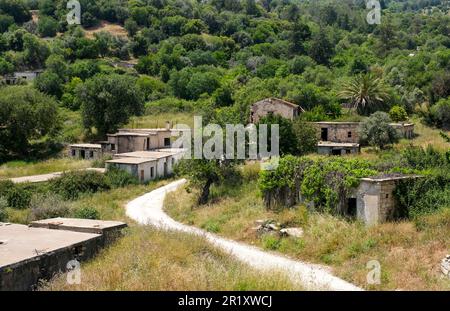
[0,86,61,160]
[359,112,399,150]
[77,74,144,137]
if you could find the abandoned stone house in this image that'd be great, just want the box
[315,121,415,144]
[314,122,361,144]
[313,121,415,155]
[106,149,185,183]
[250,98,304,123]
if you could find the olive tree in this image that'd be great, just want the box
[359,112,399,150]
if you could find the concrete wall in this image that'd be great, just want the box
[250,98,299,123]
[355,179,400,226]
[317,145,360,156]
[108,157,176,183]
[391,124,415,139]
[107,132,171,154]
[0,236,99,291]
[314,122,360,143]
[68,148,102,160]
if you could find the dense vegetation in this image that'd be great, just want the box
[0,0,449,163]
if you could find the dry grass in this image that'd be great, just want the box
[125,113,196,129]
[0,158,92,179]
[36,177,299,291]
[164,177,450,291]
[395,118,450,152]
[84,21,128,39]
[42,227,300,291]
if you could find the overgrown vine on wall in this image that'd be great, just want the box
[259,156,377,213]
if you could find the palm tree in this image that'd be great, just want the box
[339,74,391,115]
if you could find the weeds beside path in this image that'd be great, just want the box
[126,179,361,291]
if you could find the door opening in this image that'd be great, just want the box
[321,128,328,141]
[348,198,357,218]
[332,149,341,156]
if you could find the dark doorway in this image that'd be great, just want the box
[164,137,171,147]
[348,198,357,217]
[146,138,150,150]
[164,162,168,176]
[140,170,145,183]
[332,149,341,156]
[80,150,85,159]
[321,128,328,141]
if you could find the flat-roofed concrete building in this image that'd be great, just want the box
[317,142,360,156]
[2,70,43,85]
[348,174,422,226]
[390,123,415,139]
[250,98,304,123]
[68,143,103,160]
[106,149,185,183]
[0,218,126,291]
[103,128,172,154]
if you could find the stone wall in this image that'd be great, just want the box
[354,177,417,226]
[68,147,102,160]
[250,98,299,123]
[314,122,360,143]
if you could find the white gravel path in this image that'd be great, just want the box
[7,168,106,184]
[126,179,363,291]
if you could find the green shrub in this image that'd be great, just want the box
[430,98,450,130]
[201,220,221,233]
[73,206,100,220]
[359,112,399,149]
[262,235,281,250]
[0,180,14,197]
[105,167,139,188]
[402,145,448,170]
[29,193,71,221]
[301,105,330,122]
[259,156,377,213]
[92,155,112,168]
[389,105,408,122]
[6,187,31,209]
[0,196,8,222]
[394,171,450,218]
[50,171,110,200]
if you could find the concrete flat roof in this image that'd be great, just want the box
[390,123,414,127]
[318,142,360,148]
[361,174,422,182]
[29,218,127,235]
[0,223,100,268]
[106,157,156,165]
[155,148,187,154]
[116,151,177,159]
[314,121,361,125]
[118,128,171,132]
[108,132,150,137]
[69,143,102,149]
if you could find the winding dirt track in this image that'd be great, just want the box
[126,179,362,291]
